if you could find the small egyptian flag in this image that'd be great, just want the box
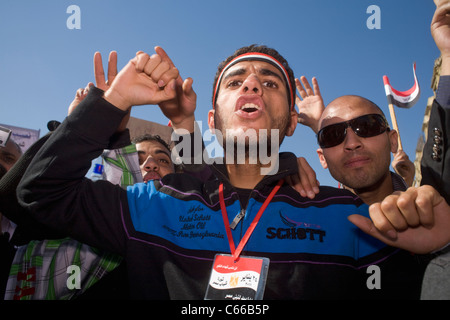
[383,63,420,108]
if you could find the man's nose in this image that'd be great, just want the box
[241,74,262,95]
[343,128,363,151]
[143,157,159,171]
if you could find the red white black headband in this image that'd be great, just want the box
[212,52,295,110]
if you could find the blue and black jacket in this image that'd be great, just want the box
[18,87,424,299]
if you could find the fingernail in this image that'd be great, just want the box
[158,80,165,87]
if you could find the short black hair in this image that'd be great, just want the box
[132,134,171,153]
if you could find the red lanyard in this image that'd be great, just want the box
[219,179,284,261]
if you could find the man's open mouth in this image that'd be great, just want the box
[239,103,261,113]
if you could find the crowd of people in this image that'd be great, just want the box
[0,0,449,300]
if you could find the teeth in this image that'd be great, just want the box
[240,103,260,111]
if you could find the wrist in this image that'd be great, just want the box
[103,88,131,111]
[170,114,196,133]
[312,122,320,134]
[440,54,450,76]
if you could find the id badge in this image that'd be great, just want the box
[204,254,270,300]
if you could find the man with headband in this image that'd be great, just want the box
[17,45,427,299]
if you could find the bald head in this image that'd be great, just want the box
[319,95,385,131]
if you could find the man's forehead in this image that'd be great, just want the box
[223,60,285,81]
[320,97,381,127]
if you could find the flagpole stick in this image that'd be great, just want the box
[388,103,403,150]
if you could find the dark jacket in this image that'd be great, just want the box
[421,76,450,203]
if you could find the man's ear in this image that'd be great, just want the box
[208,109,215,134]
[285,111,298,137]
[317,148,328,169]
[388,129,399,154]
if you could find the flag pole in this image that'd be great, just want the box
[388,103,403,150]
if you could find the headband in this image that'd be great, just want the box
[212,52,295,110]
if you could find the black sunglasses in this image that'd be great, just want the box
[317,113,390,148]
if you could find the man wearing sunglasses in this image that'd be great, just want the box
[316,95,405,205]
[296,77,411,205]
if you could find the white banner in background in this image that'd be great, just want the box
[0,123,40,153]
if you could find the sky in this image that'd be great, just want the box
[0,0,440,188]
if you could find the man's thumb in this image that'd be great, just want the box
[348,214,398,243]
[163,79,177,99]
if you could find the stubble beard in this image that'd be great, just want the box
[213,110,290,166]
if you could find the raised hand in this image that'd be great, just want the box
[68,51,118,115]
[348,185,450,254]
[432,0,450,73]
[155,46,197,133]
[295,76,325,134]
[104,50,179,111]
[94,51,118,91]
[392,150,415,187]
[93,51,131,131]
[68,82,94,115]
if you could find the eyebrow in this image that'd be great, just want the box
[137,148,170,158]
[259,68,284,84]
[223,68,247,80]
[223,66,284,84]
